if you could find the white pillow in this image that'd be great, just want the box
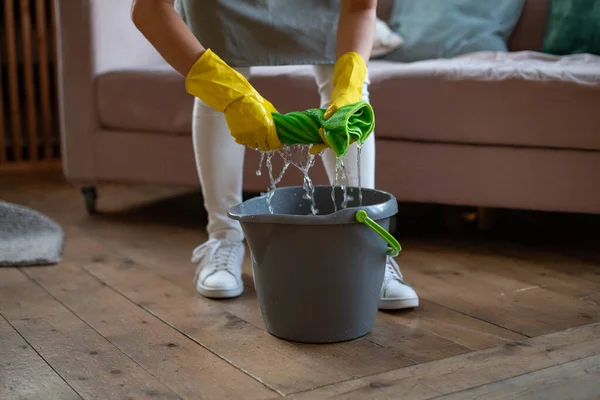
[372,18,404,58]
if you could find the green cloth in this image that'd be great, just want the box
[272,102,375,157]
[542,0,600,56]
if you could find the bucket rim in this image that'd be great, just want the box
[228,185,398,225]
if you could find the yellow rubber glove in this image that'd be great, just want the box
[311,52,367,155]
[185,49,282,152]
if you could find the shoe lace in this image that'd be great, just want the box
[385,257,404,281]
[191,239,238,282]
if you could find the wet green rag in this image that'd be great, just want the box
[272,102,375,157]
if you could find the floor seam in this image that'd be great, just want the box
[1,302,85,400]
[76,235,284,397]
[427,352,600,400]
[285,323,600,398]
[422,297,532,339]
[19,267,187,399]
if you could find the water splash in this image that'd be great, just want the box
[357,142,363,207]
[257,145,317,215]
[337,157,350,209]
[265,151,290,214]
[278,146,318,215]
[256,152,265,176]
[256,142,360,216]
[331,159,338,213]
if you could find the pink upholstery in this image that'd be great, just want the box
[92,131,600,214]
[96,65,320,134]
[365,61,600,151]
[54,0,96,181]
[57,0,600,214]
[97,61,600,151]
[508,0,550,51]
[97,70,191,135]
[373,140,600,213]
[377,0,394,21]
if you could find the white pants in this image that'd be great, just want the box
[192,65,376,241]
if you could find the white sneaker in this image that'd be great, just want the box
[192,238,245,299]
[379,257,419,310]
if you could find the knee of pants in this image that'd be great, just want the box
[312,65,371,108]
[193,97,218,117]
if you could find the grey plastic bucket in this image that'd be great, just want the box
[228,185,398,343]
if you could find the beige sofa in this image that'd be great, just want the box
[56,0,600,215]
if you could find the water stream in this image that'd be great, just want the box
[257,143,361,215]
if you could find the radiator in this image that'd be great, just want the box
[0,0,59,168]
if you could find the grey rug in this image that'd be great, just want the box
[0,200,64,266]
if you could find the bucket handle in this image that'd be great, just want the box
[355,210,402,257]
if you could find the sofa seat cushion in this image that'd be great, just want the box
[96,65,320,135]
[97,68,193,135]
[366,51,600,151]
[97,51,600,151]
[254,52,600,151]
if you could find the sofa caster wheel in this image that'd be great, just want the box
[81,187,98,214]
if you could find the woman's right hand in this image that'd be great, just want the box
[223,94,280,151]
[185,49,281,152]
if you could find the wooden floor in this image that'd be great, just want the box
[2,170,600,400]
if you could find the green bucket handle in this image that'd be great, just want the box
[355,210,402,257]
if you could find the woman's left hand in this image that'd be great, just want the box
[310,52,367,155]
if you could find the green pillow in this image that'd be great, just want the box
[382,0,526,62]
[543,0,600,55]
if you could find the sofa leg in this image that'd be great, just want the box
[81,186,98,215]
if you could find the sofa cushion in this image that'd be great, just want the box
[383,0,526,62]
[96,65,320,135]
[97,52,600,151]
[97,68,193,135]
[542,0,600,56]
[365,51,600,151]
[254,52,600,151]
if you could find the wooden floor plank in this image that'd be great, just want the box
[291,323,600,399]
[83,253,356,395]
[375,299,525,352]
[581,293,600,306]
[47,191,562,364]
[132,240,524,357]
[22,235,277,400]
[0,315,81,400]
[409,239,600,299]
[463,235,600,274]
[397,248,600,337]
[55,192,551,354]
[77,214,523,348]
[553,240,600,267]
[436,353,600,400]
[0,268,182,400]
[3,173,600,399]
[67,228,418,378]
[81,221,481,364]
[222,287,417,375]
[367,318,469,363]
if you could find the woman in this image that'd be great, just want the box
[131,0,418,310]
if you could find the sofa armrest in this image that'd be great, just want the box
[55,0,96,182]
[55,0,169,183]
